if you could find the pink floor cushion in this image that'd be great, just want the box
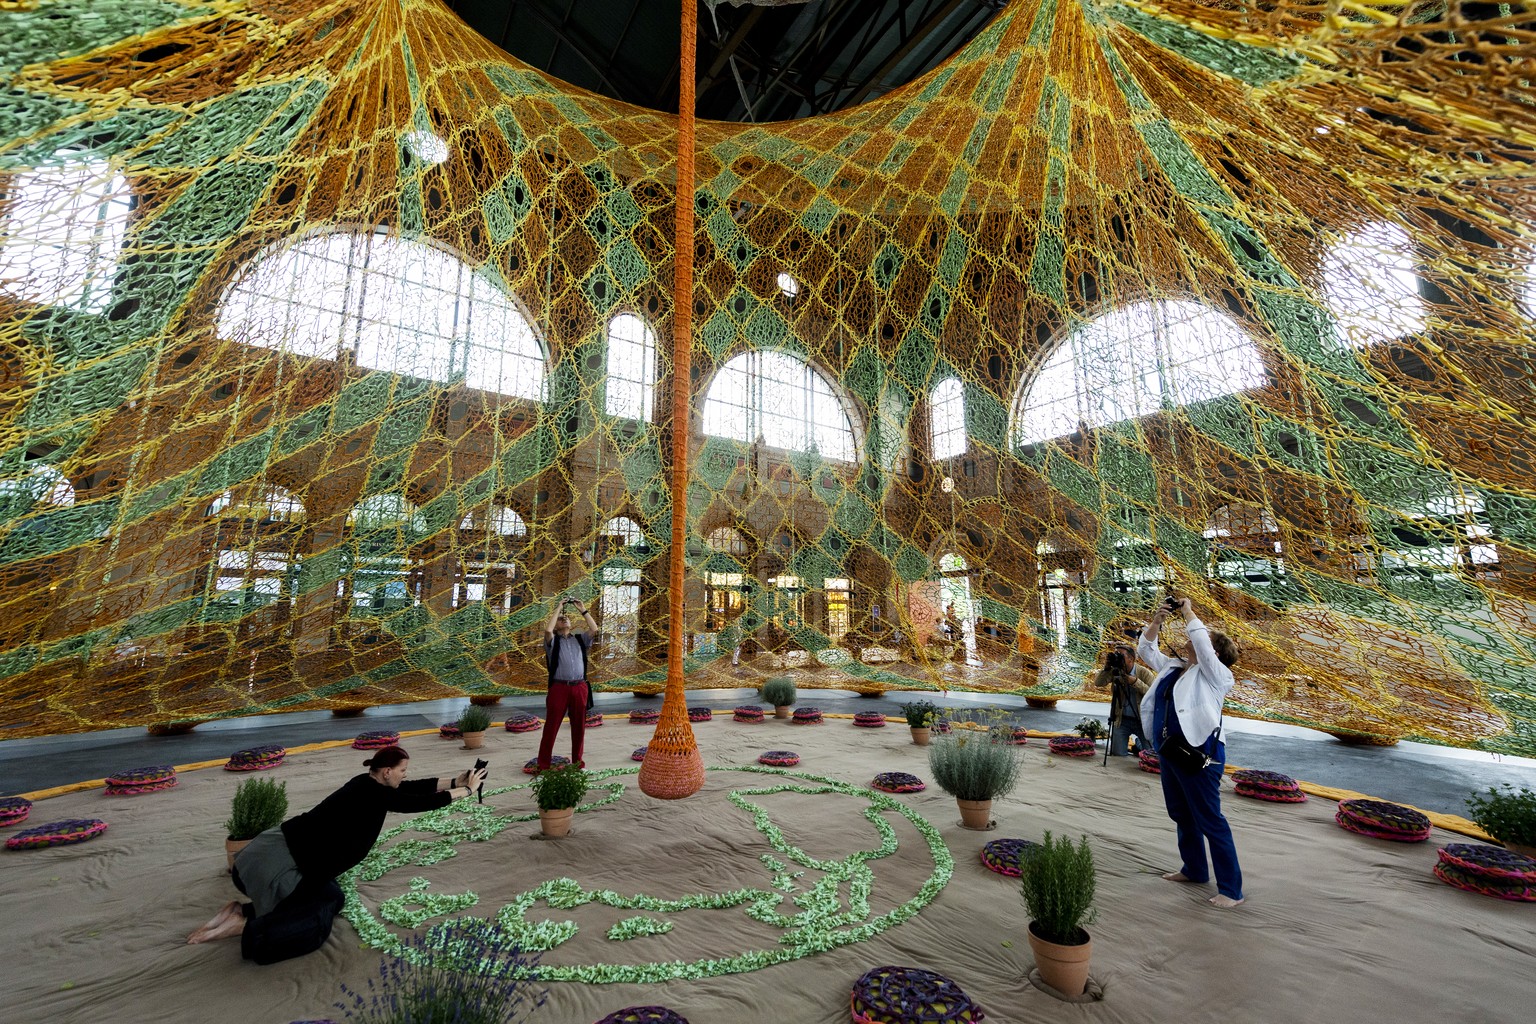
[594,1008,689,1024]
[792,707,824,724]
[933,719,953,735]
[1436,843,1536,884]
[105,776,179,796]
[505,712,542,733]
[1336,798,1432,841]
[1010,728,1029,745]
[585,711,605,727]
[759,751,800,766]
[979,838,1040,878]
[871,772,925,794]
[352,730,399,750]
[629,708,660,724]
[5,818,109,850]
[631,747,648,762]
[1433,859,1536,901]
[0,796,33,826]
[733,706,765,723]
[439,724,462,739]
[687,706,713,722]
[854,712,888,728]
[225,745,286,771]
[1137,749,1160,774]
[1048,736,1096,757]
[524,756,571,774]
[1235,782,1307,803]
[850,965,985,1023]
[1231,769,1302,793]
[105,765,176,787]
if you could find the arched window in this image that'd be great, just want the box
[603,516,644,547]
[217,230,546,399]
[707,525,749,556]
[1382,487,1499,582]
[1322,221,1426,348]
[460,505,526,537]
[703,350,857,462]
[0,156,130,312]
[348,493,426,532]
[604,312,657,421]
[207,484,303,522]
[930,377,966,460]
[1012,300,1266,447]
[0,464,75,514]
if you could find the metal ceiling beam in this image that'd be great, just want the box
[512,0,652,101]
[697,6,766,98]
[843,0,970,108]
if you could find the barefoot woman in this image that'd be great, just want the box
[188,745,486,963]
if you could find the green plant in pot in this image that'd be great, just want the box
[1074,717,1108,742]
[761,676,797,719]
[1467,784,1536,859]
[900,699,941,745]
[1019,831,1097,997]
[530,764,589,837]
[224,776,288,871]
[458,703,492,749]
[928,723,1021,829]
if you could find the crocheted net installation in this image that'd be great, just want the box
[0,1,1534,755]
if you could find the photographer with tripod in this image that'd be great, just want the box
[1093,642,1155,758]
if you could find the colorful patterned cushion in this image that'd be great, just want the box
[849,965,985,1023]
[629,708,660,724]
[1048,736,1096,757]
[854,712,888,727]
[524,755,571,774]
[439,723,462,739]
[980,838,1040,878]
[105,765,176,787]
[791,707,823,724]
[225,745,285,771]
[687,706,713,722]
[5,818,109,850]
[1231,769,1302,793]
[505,713,542,733]
[933,719,953,735]
[353,730,400,750]
[733,706,765,722]
[105,777,179,796]
[1436,843,1536,884]
[871,772,925,794]
[0,796,32,826]
[1235,782,1307,803]
[1433,860,1536,901]
[1137,749,1160,774]
[758,751,800,766]
[1009,728,1029,745]
[585,711,605,727]
[631,747,648,762]
[1334,800,1431,842]
[593,1008,689,1024]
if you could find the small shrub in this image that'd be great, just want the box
[1074,718,1108,741]
[761,676,797,707]
[531,764,589,811]
[338,919,546,1024]
[1020,831,1097,945]
[225,777,288,841]
[458,704,492,733]
[1467,784,1536,847]
[900,699,941,728]
[928,728,1021,801]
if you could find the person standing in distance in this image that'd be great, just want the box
[539,597,599,771]
[1139,595,1244,907]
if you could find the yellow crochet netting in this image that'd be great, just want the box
[0,0,1533,752]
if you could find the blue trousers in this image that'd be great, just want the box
[1158,740,1243,900]
[1109,716,1144,756]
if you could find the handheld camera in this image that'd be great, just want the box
[472,758,488,803]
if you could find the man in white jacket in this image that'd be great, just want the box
[1138,596,1244,908]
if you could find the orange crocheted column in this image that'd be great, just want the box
[638,0,705,800]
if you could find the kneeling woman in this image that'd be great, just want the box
[188,745,486,963]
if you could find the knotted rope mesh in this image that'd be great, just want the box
[0,1,1533,756]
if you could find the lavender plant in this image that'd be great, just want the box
[338,920,547,1024]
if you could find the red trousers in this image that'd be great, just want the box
[537,680,588,768]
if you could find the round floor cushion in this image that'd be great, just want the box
[585,711,605,728]
[353,730,399,750]
[439,723,462,739]
[629,708,660,724]
[687,706,713,722]
[524,755,571,774]
[225,745,285,771]
[1235,782,1307,803]
[594,1008,689,1024]
[792,707,824,724]
[1433,859,1536,902]
[0,796,34,826]
[104,765,178,795]
[505,713,542,733]
[5,818,109,850]
[1335,799,1431,842]
[1009,728,1029,745]
[631,747,648,762]
[980,838,1040,878]
[759,751,801,766]
[854,712,888,728]
[1137,749,1160,774]
[871,772,925,794]
[1048,736,1096,757]
[850,964,985,1023]
[733,706,765,723]
[1436,843,1536,884]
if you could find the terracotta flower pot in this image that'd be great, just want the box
[225,837,252,873]
[462,731,485,750]
[774,706,791,719]
[957,798,992,830]
[1027,921,1092,996]
[539,807,574,837]
[911,727,931,746]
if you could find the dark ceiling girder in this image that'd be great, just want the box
[844,0,971,108]
[513,0,653,104]
[696,5,766,100]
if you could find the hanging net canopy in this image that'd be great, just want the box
[0,0,1533,754]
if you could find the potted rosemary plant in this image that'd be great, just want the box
[458,703,492,749]
[224,776,287,870]
[928,723,1022,828]
[1019,831,1097,997]
[762,676,797,719]
[901,699,941,745]
[530,764,589,837]
[1467,784,1536,859]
